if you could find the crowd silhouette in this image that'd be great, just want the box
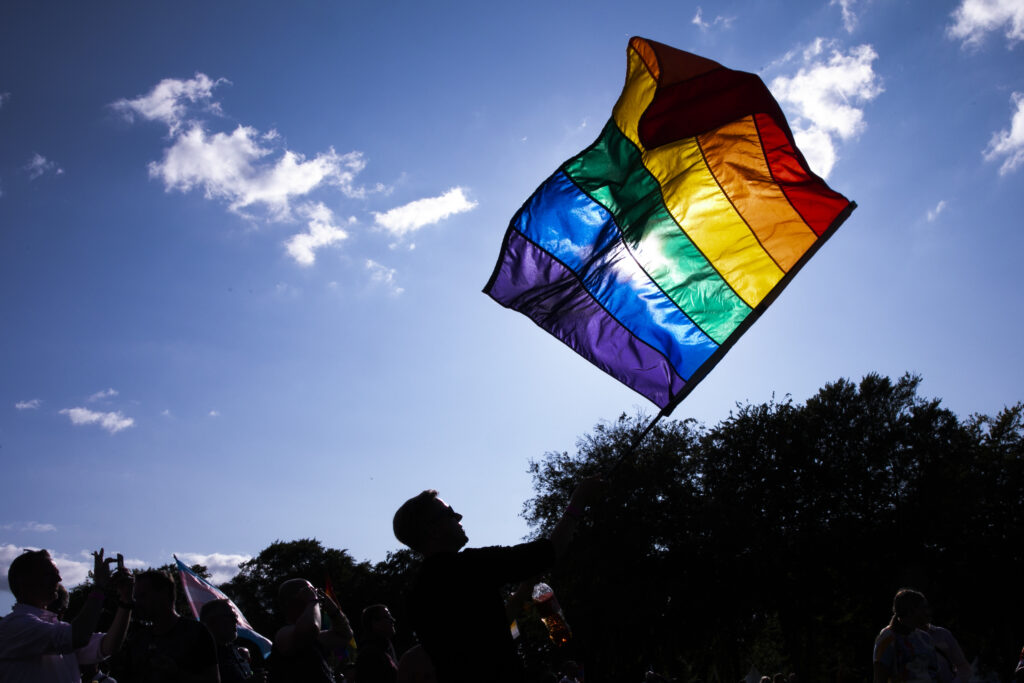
[0,490,1018,682]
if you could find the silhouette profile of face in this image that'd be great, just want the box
[430,497,468,551]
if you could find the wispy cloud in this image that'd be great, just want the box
[24,153,64,180]
[87,388,118,402]
[112,73,227,134]
[14,399,42,410]
[59,407,134,434]
[769,39,883,177]
[149,125,366,220]
[284,202,352,266]
[948,0,1024,47]
[832,0,859,33]
[0,92,10,109]
[116,73,380,229]
[208,409,220,417]
[1,522,57,533]
[926,200,948,221]
[373,187,477,240]
[174,552,251,585]
[366,259,404,296]
[984,91,1024,174]
[692,7,735,32]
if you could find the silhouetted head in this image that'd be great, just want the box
[393,490,468,555]
[134,569,177,621]
[892,588,929,629]
[200,598,239,644]
[361,603,396,640]
[7,549,61,608]
[278,578,317,624]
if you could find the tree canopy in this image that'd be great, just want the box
[523,373,1024,682]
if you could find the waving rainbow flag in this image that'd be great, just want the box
[485,37,854,412]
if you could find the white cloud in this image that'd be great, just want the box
[926,200,948,221]
[24,153,64,180]
[373,187,477,239]
[1,522,57,533]
[832,0,859,33]
[948,0,1024,47]
[174,552,251,585]
[692,7,735,31]
[366,259,404,296]
[59,407,134,434]
[111,73,227,133]
[984,91,1024,174]
[88,388,118,402]
[0,92,10,108]
[284,202,352,266]
[208,410,220,417]
[15,399,41,410]
[149,124,366,220]
[769,40,883,177]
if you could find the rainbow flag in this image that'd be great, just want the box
[485,37,854,411]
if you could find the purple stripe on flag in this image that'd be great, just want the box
[487,228,686,408]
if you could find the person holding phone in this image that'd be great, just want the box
[0,547,134,682]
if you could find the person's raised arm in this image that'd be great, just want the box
[548,476,603,559]
[316,589,353,653]
[99,555,134,657]
[71,549,116,649]
[275,585,322,655]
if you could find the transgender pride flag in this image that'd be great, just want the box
[485,37,854,412]
[174,556,272,658]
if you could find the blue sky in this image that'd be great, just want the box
[3,0,1023,611]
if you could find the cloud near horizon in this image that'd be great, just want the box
[984,92,1024,175]
[59,407,134,434]
[174,552,251,585]
[769,39,883,178]
[948,0,1024,47]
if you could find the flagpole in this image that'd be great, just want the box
[607,404,670,475]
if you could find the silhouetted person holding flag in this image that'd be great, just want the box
[393,477,601,683]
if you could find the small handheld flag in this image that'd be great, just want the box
[174,556,272,659]
[485,37,854,415]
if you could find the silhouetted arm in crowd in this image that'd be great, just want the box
[548,476,603,558]
[316,589,353,654]
[99,558,134,657]
[275,583,352,657]
[70,549,116,649]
